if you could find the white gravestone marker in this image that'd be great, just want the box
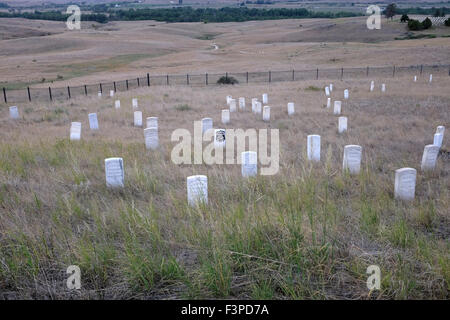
[98,91,102,97]
[326,98,331,109]
[105,157,124,188]
[262,93,268,104]
[436,126,445,135]
[343,145,362,174]
[134,111,143,127]
[226,95,232,105]
[334,101,342,115]
[146,117,158,129]
[115,100,121,109]
[370,81,374,92]
[201,118,213,134]
[338,116,347,133]
[381,83,386,92]
[414,76,417,82]
[421,145,439,171]
[241,151,257,177]
[287,102,295,115]
[307,135,321,162]
[239,97,246,110]
[214,129,226,148]
[144,127,159,150]
[9,106,19,119]
[88,113,99,130]
[433,133,443,148]
[222,109,230,124]
[110,90,114,97]
[70,122,81,141]
[132,98,138,108]
[394,168,417,201]
[344,89,349,100]
[329,84,333,92]
[325,86,330,96]
[255,102,262,114]
[187,175,208,206]
[251,98,258,113]
[429,74,432,83]
[263,106,270,122]
[229,99,237,112]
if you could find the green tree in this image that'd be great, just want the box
[400,14,409,22]
[384,3,397,20]
[407,19,423,31]
[422,17,432,29]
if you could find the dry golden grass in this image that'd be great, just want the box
[0,74,448,299]
[1,16,449,88]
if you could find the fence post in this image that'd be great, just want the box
[126,80,129,90]
[292,70,295,81]
[206,73,208,85]
[341,67,344,80]
[187,74,189,85]
[67,86,71,99]
[420,65,423,75]
[316,68,319,80]
[166,75,169,85]
[393,66,396,77]
[84,85,87,96]
[27,87,31,102]
[99,83,103,93]
[246,72,249,84]
[225,72,228,81]
[137,78,140,87]
[114,82,117,92]
[48,87,52,101]
[448,65,450,76]
[3,87,7,103]
[269,71,271,83]
[147,73,150,86]
[366,66,369,77]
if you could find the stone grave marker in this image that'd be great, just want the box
[70,122,81,141]
[287,102,295,115]
[307,135,321,162]
[134,111,142,127]
[241,151,257,177]
[202,118,213,134]
[105,157,124,188]
[146,117,158,129]
[338,116,347,133]
[144,127,159,150]
[263,106,270,121]
[239,97,246,110]
[334,101,342,115]
[187,175,208,206]
[421,145,439,171]
[88,113,99,130]
[9,106,19,119]
[394,168,417,201]
[343,145,362,174]
[222,109,230,124]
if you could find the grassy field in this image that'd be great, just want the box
[1,16,449,88]
[0,75,448,299]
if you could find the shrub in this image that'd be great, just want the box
[422,17,432,29]
[400,14,409,22]
[217,76,239,85]
[407,19,423,31]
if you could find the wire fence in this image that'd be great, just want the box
[2,63,449,104]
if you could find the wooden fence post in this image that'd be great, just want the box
[67,86,71,99]
[3,87,7,103]
[147,73,150,86]
[27,87,31,102]
[206,73,208,85]
[48,87,52,101]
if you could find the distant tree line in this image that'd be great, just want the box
[108,7,361,23]
[0,10,108,23]
[0,7,361,24]
[396,7,450,16]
